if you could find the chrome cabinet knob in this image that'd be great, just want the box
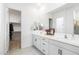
[58,49,62,55]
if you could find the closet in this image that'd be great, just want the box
[9,8,21,51]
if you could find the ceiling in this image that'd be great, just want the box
[5,3,66,13]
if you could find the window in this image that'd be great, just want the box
[56,17,64,33]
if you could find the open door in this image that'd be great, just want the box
[8,8,21,51]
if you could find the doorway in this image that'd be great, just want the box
[9,8,21,51]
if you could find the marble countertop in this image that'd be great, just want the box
[32,30,79,47]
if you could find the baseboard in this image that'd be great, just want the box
[21,44,33,49]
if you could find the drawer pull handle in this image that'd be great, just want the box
[35,39,37,41]
[42,39,45,40]
[58,49,62,55]
[43,43,45,45]
[42,49,45,52]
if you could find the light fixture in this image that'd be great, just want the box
[33,3,46,14]
[36,3,46,10]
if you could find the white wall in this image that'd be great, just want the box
[0,4,5,54]
[65,7,74,34]
[21,6,49,48]
[21,7,34,48]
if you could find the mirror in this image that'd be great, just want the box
[49,18,53,29]
[74,18,79,34]
[74,8,79,34]
[74,20,79,34]
[47,4,79,35]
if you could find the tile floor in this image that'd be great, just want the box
[9,32,21,51]
[6,46,43,55]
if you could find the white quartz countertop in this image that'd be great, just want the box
[32,30,79,47]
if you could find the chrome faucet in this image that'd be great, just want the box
[64,34,67,39]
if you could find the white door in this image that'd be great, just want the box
[4,8,9,54]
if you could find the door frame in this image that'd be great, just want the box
[5,8,22,53]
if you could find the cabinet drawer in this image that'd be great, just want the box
[61,43,79,54]
[41,47,48,55]
[49,39,79,54]
[41,42,48,49]
[41,37,48,42]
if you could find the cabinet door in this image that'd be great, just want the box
[62,49,77,55]
[36,36,41,50]
[32,35,37,47]
[32,35,41,50]
[48,44,59,55]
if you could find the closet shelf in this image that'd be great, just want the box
[10,22,21,25]
[13,31,21,33]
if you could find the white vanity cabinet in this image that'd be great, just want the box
[32,33,79,55]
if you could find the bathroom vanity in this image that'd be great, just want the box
[32,31,79,55]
